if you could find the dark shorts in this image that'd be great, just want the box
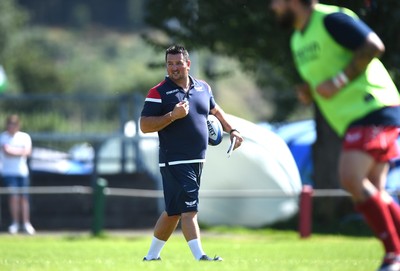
[160,163,203,216]
[2,175,30,196]
[343,126,399,162]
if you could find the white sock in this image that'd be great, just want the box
[145,237,166,259]
[188,239,205,260]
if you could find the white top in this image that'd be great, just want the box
[0,131,32,177]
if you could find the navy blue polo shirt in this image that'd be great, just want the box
[141,75,216,166]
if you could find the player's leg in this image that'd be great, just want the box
[144,165,181,261]
[153,211,180,240]
[369,137,400,240]
[340,150,400,269]
[20,177,35,234]
[21,196,35,234]
[368,161,400,232]
[383,190,400,240]
[181,210,221,261]
[177,163,206,260]
[181,211,205,260]
[339,149,377,201]
[144,211,180,260]
[8,194,20,234]
[4,176,20,234]
[180,163,222,261]
[181,211,200,241]
[368,162,400,271]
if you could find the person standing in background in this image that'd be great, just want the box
[0,114,35,235]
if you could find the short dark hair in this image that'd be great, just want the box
[165,45,190,62]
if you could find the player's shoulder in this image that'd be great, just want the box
[193,77,210,87]
[145,79,168,99]
[149,77,180,95]
[192,77,212,93]
[314,4,359,29]
[16,131,31,139]
[149,79,167,92]
[316,3,358,18]
[319,4,361,28]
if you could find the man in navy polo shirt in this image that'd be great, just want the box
[140,44,243,261]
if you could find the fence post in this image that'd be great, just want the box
[299,185,313,238]
[92,178,107,236]
[133,94,145,173]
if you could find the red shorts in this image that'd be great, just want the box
[343,126,400,162]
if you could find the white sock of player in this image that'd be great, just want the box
[145,236,166,259]
[188,239,206,260]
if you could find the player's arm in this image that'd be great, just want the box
[329,12,384,82]
[3,143,31,157]
[140,87,189,133]
[140,114,176,133]
[210,104,233,133]
[210,104,243,150]
[295,82,313,105]
[316,12,382,98]
[344,32,384,81]
[140,101,189,133]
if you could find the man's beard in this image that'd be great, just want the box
[276,9,296,29]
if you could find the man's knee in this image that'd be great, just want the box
[181,211,197,219]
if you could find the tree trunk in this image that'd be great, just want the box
[312,104,341,189]
[311,104,354,228]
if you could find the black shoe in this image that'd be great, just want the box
[143,256,161,261]
[199,255,223,261]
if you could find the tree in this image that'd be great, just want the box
[0,0,28,62]
[0,0,66,94]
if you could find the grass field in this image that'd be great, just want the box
[0,228,382,271]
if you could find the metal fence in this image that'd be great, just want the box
[0,184,352,237]
[0,93,149,175]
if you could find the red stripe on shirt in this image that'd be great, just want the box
[146,80,167,99]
